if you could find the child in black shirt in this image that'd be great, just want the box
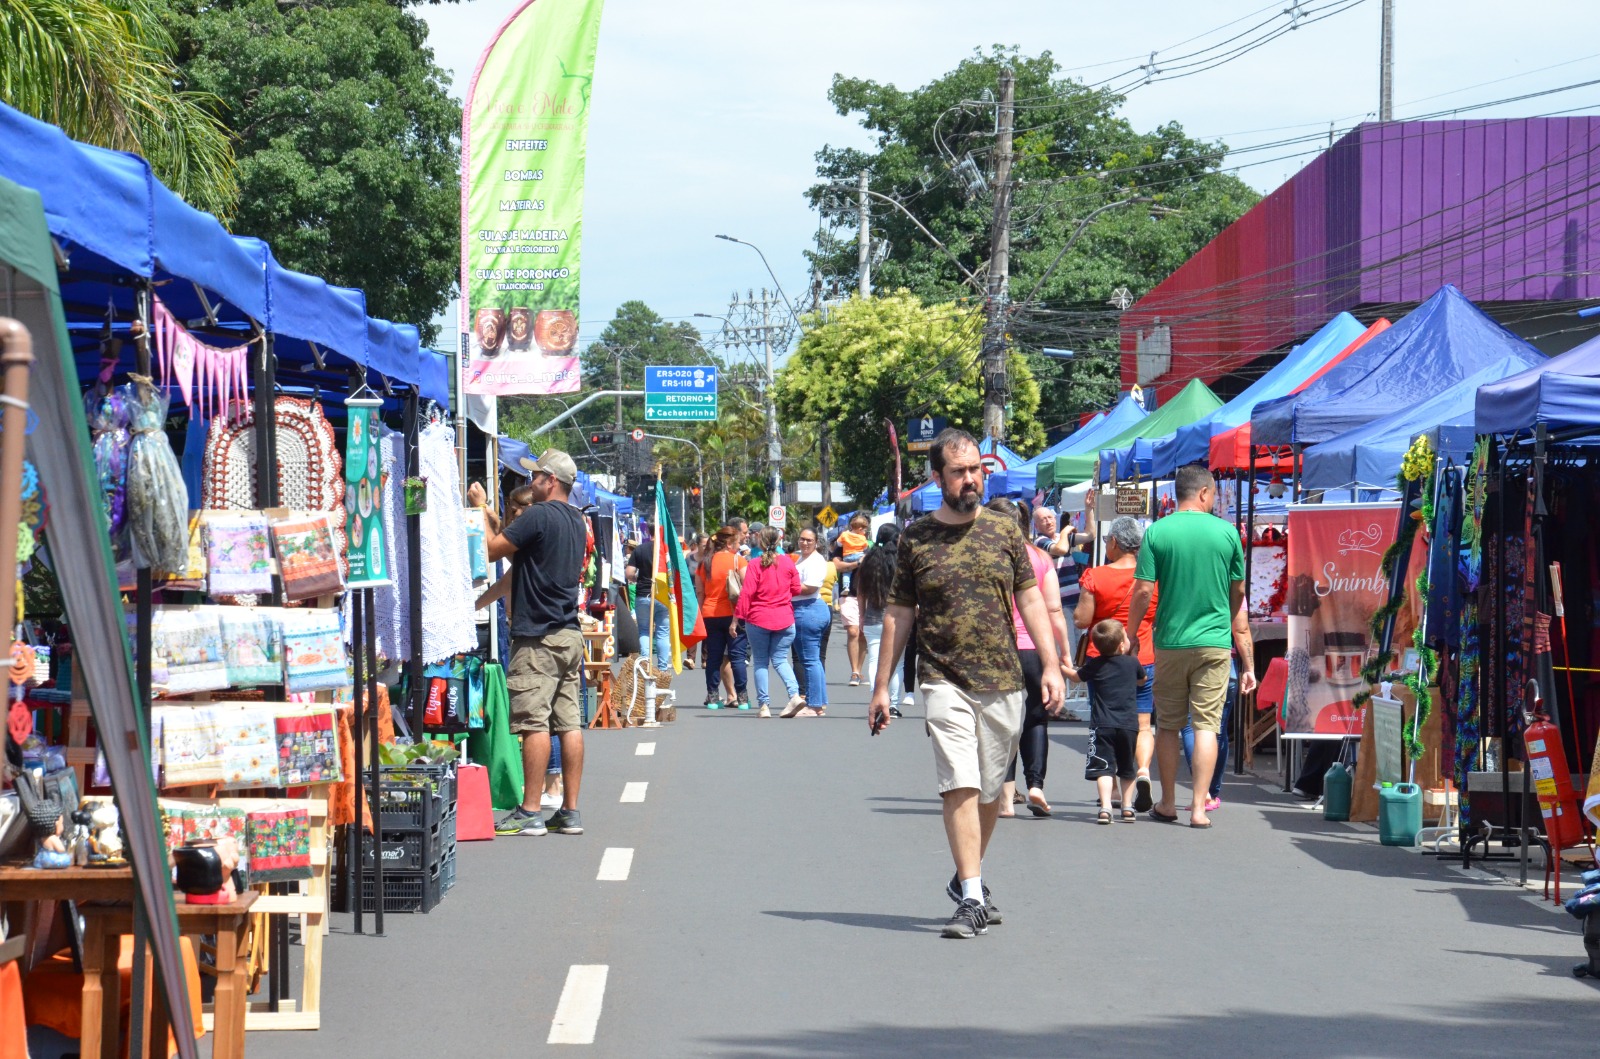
[1063,620,1148,824]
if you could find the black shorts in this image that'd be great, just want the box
[1085,727,1138,781]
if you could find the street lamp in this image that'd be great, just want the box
[714,235,789,510]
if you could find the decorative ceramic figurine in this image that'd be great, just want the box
[26,797,72,870]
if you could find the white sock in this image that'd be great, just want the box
[960,876,984,903]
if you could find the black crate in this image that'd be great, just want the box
[349,859,442,914]
[439,848,457,897]
[382,763,457,806]
[360,824,451,873]
[377,781,443,830]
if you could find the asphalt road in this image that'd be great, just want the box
[249,636,1600,1058]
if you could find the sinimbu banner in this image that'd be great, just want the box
[461,0,604,395]
[1282,504,1398,736]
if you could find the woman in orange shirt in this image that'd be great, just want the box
[1075,515,1159,809]
[700,526,749,708]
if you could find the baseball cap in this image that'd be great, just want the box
[525,448,577,485]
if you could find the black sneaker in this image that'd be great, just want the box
[546,808,584,835]
[945,873,1001,925]
[888,705,903,719]
[942,898,989,939]
[494,807,546,836]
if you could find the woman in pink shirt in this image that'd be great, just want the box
[734,526,805,719]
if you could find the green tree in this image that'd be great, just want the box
[1,0,237,218]
[808,46,1259,433]
[165,0,459,339]
[581,300,715,404]
[774,291,1042,502]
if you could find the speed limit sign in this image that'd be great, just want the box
[768,504,787,528]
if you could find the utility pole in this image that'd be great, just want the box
[1379,0,1394,121]
[857,170,872,298]
[720,288,796,515]
[760,293,780,509]
[981,68,1015,442]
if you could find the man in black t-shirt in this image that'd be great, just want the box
[486,449,589,837]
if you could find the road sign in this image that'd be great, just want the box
[630,428,645,442]
[1115,484,1149,516]
[980,452,1007,475]
[645,365,718,421]
[816,505,838,528]
[905,415,946,454]
[768,505,787,528]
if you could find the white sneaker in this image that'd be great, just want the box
[540,792,562,810]
[901,694,915,707]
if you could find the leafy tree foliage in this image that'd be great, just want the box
[808,46,1259,433]
[1,0,236,218]
[166,0,459,339]
[775,291,1041,502]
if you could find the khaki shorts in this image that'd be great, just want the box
[507,628,585,734]
[1153,647,1231,734]
[922,681,1024,803]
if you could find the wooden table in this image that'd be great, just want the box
[0,862,255,1058]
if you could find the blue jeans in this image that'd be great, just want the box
[862,622,902,705]
[634,593,671,670]
[1182,669,1237,799]
[793,598,831,706]
[702,616,747,701]
[745,623,799,707]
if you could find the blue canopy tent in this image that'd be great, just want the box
[1147,312,1368,478]
[1475,331,1600,435]
[1031,396,1149,490]
[909,437,1027,512]
[1301,357,1537,489]
[1252,285,1544,447]
[987,412,1105,499]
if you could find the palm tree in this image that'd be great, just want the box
[0,0,237,219]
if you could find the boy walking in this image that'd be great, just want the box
[1064,620,1147,824]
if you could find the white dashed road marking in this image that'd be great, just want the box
[597,848,634,881]
[635,742,656,756]
[548,964,609,1044]
[620,782,648,803]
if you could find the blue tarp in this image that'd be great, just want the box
[987,412,1105,499]
[1031,396,1149,489]
[1301,357,1536,489]
[1147,312,1368,478]
[419,348,451,407]
[1475,331,1600,435]
[1251,285,1544,447]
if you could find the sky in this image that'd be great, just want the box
[419,0,1600,352]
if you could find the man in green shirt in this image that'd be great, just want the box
[1125,464,1256,828]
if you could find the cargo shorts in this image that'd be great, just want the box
[507,628,585,734]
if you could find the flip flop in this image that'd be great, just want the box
[1190,820,1213,829]
[1133,774,1154,813]
[1027,801,1052,818]
[1147,808,1180,824]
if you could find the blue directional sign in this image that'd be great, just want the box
[645,365,718,421]
[905,415,946,453]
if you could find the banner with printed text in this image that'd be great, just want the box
[461,0,604,395]
[1281,504,1400,736]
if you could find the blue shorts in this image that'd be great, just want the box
[1136,663,1155,715]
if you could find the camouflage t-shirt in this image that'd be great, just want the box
[888,508,1037,693]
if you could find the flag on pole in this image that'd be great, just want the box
[652,481,705,671]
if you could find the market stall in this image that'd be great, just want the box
[1031,395,1148,491]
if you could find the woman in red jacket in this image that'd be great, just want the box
[734,526,805,719]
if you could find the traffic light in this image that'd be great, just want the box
[689,486,701,497]
[588,431,615,445]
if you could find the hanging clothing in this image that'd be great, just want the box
[372,428,412,661]
[417,422,478,662]
[466,662,524,810]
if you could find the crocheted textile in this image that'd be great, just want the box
[370,429,411,661]
[416,422,478,663]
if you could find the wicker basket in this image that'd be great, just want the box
[613,655,673,721]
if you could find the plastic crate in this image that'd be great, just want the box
[360,824,451,872]
[377,781,443,830]
[439,848,457,897]
[349,859,442,914]
[382,763,457,806]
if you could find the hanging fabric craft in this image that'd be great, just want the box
[85,383,132,544]
[161,512,210,590]
[213,705,280,789]
[202,396,347,564]
[151,296,248,420]
[416,422,479,663]
[273,706,341,784]
[150,607,229,695]
[464,509,489,582]
[281,608,350,693]
[343,400,391,588]
[371,430,411,660]
[158,799,247,858]
[204,513,273,597]
[270,513,345,601]
[244,804,312,882]
[125,378,190,574]
[158,706,226,786]
[220,608,285,687]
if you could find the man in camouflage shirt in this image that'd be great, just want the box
[869,429,1064,939]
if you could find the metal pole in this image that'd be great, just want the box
[365,587,384,935]
[857,170,872,298]
[351,587,366,935]
[981,68,1015,442]
[763,292,780,509]
[1234,468,1247,776]
[1379,0,1395,121]
[406,392,426,733]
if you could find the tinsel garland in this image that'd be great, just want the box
[1352,434,1438,759]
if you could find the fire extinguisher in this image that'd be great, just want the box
[1523,680,1585,850]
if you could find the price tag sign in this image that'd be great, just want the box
[1115,485,1148,516]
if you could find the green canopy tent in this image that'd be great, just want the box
[0,175,196,1054]
[1049,379,1223,486]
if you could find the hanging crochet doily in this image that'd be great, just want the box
[201,397,347,563]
